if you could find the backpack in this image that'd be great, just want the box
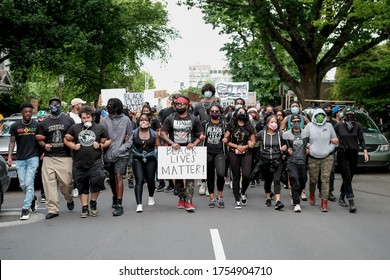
[131,127,157,161]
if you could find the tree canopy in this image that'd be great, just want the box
[0,0,177,112]
[181,0,390,106]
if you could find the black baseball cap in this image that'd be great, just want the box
[49,97,61,104]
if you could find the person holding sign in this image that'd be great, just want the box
[223,107,256,209]
[131,114,160,213]
[160,95,204,212]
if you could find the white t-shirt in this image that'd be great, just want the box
[69,112,81,124]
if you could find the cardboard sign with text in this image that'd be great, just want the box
[157,146,207,179]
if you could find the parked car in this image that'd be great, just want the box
[0,113,38,181]
[0,155,10,211]
[303,108,390,170]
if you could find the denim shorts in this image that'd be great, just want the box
[104,157,128,174]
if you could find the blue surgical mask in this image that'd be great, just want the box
[204,91,213,99]
[291,107,299,114]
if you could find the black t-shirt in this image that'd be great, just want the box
[10,119,40,160]
[227,122,254,146]
[334,121,366,150]
[66,123,110,168]
[37,114,75,157]
[203,121,225,155]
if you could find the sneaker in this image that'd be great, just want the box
[208,199,216,208]
[148,197,155,206]
[67,200,74,211]
[72,188,79,198]
[20,208,30,220]
[80,207,89,218]
[40,194,46,203]
[275,200,284,210]
[156,182,165,192]
[198,182,206,195]
[185,201,195,212]
[164,184,174,193]
[90,201,98,217]
[112,196,118,208]
[234,201,241,209]
[136,204,143,213]
[265,198,272,207]
[205,188,209,196]
[240,194,247,206]
[113,205,123,216]
[301,190,307,201]
[177,199,185,209]
[30,196,38,213]
[294,204,302,212]
[328,192,336,202]
[216,197,225,208]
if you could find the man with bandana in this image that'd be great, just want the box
[64,106,111,218]
[334,106,368,213]
[305,108,338,212]
[36,97,75,219]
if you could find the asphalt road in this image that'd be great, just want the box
[1,170,389,260]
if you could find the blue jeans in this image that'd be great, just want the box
[16,157,39,209]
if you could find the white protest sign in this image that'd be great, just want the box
[157,146,207,179]
[215,81,249,99]
[123,92,144,111]
[100,88,126,106]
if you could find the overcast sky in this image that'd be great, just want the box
[142,2,230,92]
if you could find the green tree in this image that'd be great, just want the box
[182,0,390,106]
[332,43,390,121]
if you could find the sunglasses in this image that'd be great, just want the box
[174,102,187,107]
[210,110,220,113]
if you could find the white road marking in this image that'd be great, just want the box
[210,228,226,260]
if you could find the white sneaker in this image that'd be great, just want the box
[72,188,79,198]
[148,197,155,206]
[199,182,206,195]
[294,204,301,212]
[136,204,143,213]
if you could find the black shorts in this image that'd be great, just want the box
[74,162,106,194]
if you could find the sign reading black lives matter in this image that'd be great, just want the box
[157,146,207,179]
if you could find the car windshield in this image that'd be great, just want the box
[355,113,379,133]
[0,119,16,137]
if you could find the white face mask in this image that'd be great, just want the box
[140,120,150,129]
[84,121,92,128]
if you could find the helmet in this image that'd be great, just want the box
[37,110,48,118]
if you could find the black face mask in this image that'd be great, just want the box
[345,114,355,121]
[49,104,61,116]
[324,109,333,116]
[176,108,187,114]
[107,106,115,115]
[237,113,247,121]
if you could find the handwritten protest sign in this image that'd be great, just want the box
[157,146,207,179]
[123,92,144,111]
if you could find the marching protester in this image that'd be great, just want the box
[224,107,256,209]
[100,98,133,217]
[334,106,369,213]
[64,106,111,218]
[131,113,160,213]
[203,103,227,208]
[255,114,287,210]
[7,102,40,220]
[160,95,204,212]
[36,97,75,219]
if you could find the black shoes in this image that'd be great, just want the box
[348,199,357,213]
[113,205,123,216]
[67,200,74,211]
[328,192,336,202]
[338,194,348,207]
[46,213,59,219]
[156,182,165,192]
[30,196,38,213]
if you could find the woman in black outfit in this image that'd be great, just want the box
[334,107,369,213]
[223,107,255,209]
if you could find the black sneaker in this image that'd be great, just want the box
[265,198,272,207]
[80,206,89,218]
[90,200,98,217]
[20,208,30,220]
[40,194,46,203]
[156,182,165,192]
[30,196,38,213]
[67,200,74,211]
[164,184,174,193]
[113,205,123,216]
[274,200,284,210]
